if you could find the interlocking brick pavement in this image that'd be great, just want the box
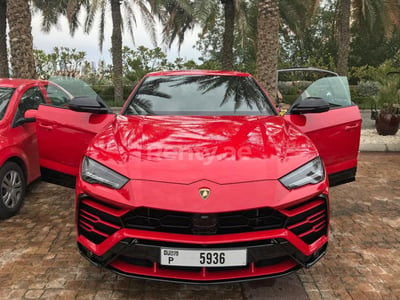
[0,153,399,299]
[298,153,400,300]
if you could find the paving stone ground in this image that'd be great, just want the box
[298,152,400,300]
[0,152,399,300]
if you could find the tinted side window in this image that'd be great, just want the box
[300,76,352,107]
[45,84,70,106]
[18,86,46,115]
[0,87,15,120]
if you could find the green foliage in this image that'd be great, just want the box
[277,81,307,96]
[350,53,400,83]
[351,96,374,109]
[91,85,135,107]
[34,47,88,79]
[122,46,199,84]
[280,3,337,69]
[357,81,380,97]
[122,46,169,83]
[194,1,256,74]
[350,23,400,69]
[197,59,221,71]
[374,75,400,113]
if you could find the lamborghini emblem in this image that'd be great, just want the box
[199,188,211,200]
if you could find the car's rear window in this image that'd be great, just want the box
[0,87,15,120]
[124,75,275,116]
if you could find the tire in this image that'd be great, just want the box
[0,162,26,219]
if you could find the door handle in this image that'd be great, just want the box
[345,124,359,131]
[38,123,54,130]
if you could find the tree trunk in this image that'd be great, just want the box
[0,0,9,78]
[256,0,279,97]
[222,0,234,70]
[336,0,351,76]
[7,0,36,78]
[111,0,123,103]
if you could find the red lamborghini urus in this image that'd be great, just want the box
[31,70,361,283]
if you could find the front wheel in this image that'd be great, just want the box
[0,162,26,219]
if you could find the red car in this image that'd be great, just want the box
[0,78,75,219]
[31,70,361,283]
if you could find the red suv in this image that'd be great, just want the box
[31,70,361,283]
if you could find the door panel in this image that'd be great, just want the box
[35,105,115,178]
[284,105,361,186]
[280,73,361,187]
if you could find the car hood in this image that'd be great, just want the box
[86,115,319,184]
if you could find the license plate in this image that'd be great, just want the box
[160,248,247,267]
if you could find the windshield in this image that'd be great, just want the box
[124,75,276,116]
[0,87,15,120]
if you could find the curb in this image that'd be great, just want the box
[360,143,400,152]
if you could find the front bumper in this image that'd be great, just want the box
[76,193,329,283]
[78,237,327,283]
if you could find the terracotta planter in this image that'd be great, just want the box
[375,112,400,135]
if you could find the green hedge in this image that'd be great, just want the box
[352,96,375,109]
[91,85,136,107]
[281,95,298,105]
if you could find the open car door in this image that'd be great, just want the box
[34,103,115,187]
[31,78,116,187]
[281,68,361,186]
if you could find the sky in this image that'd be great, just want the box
[31,10,202,66]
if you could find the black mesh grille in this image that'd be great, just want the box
[121,207,286,235]
[77,196,327,245]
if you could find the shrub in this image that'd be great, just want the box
[351,96,375,109]
[357,81,380,97]
[91,85,135,107]
[374,77,400,114]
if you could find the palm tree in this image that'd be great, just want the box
[150,0,193,49]
[80,0,156,103]
[0,0,8,78]
[336,0,351,75]
[200,0,249,71]
[256,0,280,96]
[109,0,124,102]
[153,0,249,71]
[34,0,156,103]
[336,0,400,75]
[6,0,36,78]
[256,0,321,96]
[221,0,235,70]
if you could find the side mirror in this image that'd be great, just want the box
[24,109,37,120]
[290,97,330,114]
[68,96,110,114]
[12,109,37,127]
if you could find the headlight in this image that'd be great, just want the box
[81,157,129,189]
[279,157,325,189]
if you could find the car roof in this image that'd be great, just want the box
[278,67,339,77]
[145,70,252,77]
[0,78,48,88]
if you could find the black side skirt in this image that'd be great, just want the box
[328,167,356,187]
[41,168,76,188]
